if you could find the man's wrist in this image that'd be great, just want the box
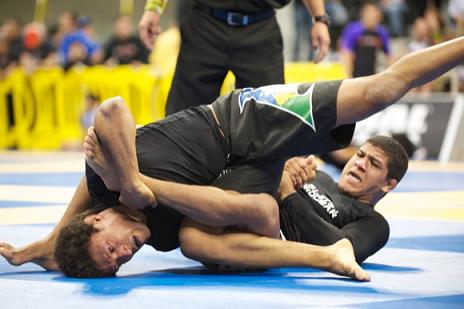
[312,14,331,27]
[145,0,167,15]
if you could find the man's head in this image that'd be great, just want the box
[360,3,383,31]
[55,206,150,277]
[338,136,409,205]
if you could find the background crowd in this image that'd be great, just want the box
[0,0,463,90]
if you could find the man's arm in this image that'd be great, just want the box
[0,177,91,270]
[139,175,280,239]
[336,37,464,126]
[281,192,389,262]
[178,218,370,281]
[139,0,167,49]
[302,0,331,63]
[340,213,389,263]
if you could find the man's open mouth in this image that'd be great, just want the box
[348,171,361,183]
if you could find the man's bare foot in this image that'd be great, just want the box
[84,127,157,209]
[83,127,121,192]
[0,240,59,271]
[327,239,371,281]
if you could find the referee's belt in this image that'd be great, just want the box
[196,6,275,27]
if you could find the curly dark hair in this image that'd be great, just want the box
[55,208,114,278]
[366,135,409,183]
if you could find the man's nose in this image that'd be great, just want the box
[355,158,367,170]
[116,245,133,264]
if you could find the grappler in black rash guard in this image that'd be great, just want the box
[1,37,464,280]
[277,135,408,263]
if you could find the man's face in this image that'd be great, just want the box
[84,207,151,275]
[338,143,396,205]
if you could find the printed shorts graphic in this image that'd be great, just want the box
[238,83,316,132]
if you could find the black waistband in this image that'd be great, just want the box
[195,5,275,27]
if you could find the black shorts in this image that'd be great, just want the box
[211,80,355,193]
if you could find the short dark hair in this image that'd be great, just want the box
[365,135,409,183]
[55,208,113,278]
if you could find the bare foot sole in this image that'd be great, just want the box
[83,127,121,191]
[327,239,371,281]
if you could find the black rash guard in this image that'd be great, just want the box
[279,170,390,262]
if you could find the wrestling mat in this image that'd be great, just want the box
[0,151,463,308]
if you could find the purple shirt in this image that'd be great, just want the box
[340,21,390,77]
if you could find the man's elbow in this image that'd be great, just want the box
[255,194,280,238]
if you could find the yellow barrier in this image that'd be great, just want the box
[0,62,345,150]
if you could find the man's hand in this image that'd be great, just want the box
[284,155,317,188]
[0,240,59,271]
[311,22,330,63]
[139,10,162,49]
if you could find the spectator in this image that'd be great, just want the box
[0,36,13,76]
[326,0,348,51]
[54,11,78,49]
[408,17,431,53]
[20,22,58,68]
[339,2,392,78]
[80,93,99,133]
[380,0,408,37]
[0,17,23,65]
[292,0,314,61]
[59,15,102,70]
[104,15,149,65]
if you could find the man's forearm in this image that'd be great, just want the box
[302,0,326,17]
[140,174,279,238]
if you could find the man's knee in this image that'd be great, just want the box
[97,96,126,118]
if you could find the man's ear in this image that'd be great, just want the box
[83,213,102,226]
[382,178,397,194]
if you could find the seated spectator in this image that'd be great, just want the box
[20,22,58,69]
[59,15,102,70]
[104,15,149,65]
[0,36,14,77]
[407,18,433,93]
[0,17,23,66]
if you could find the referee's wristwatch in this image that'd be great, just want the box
[312,14,331,26]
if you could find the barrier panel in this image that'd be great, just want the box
[0,63,345,150]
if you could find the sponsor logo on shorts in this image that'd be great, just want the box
[238,83,316,132]
[302,183,339,219]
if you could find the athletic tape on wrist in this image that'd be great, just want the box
[145,0,167,15]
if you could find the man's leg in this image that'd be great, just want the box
[336,37,464,126]
[0,177,91,270]
[84,124,280,238]
[84,96,155,209]
[179,218,370,281]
